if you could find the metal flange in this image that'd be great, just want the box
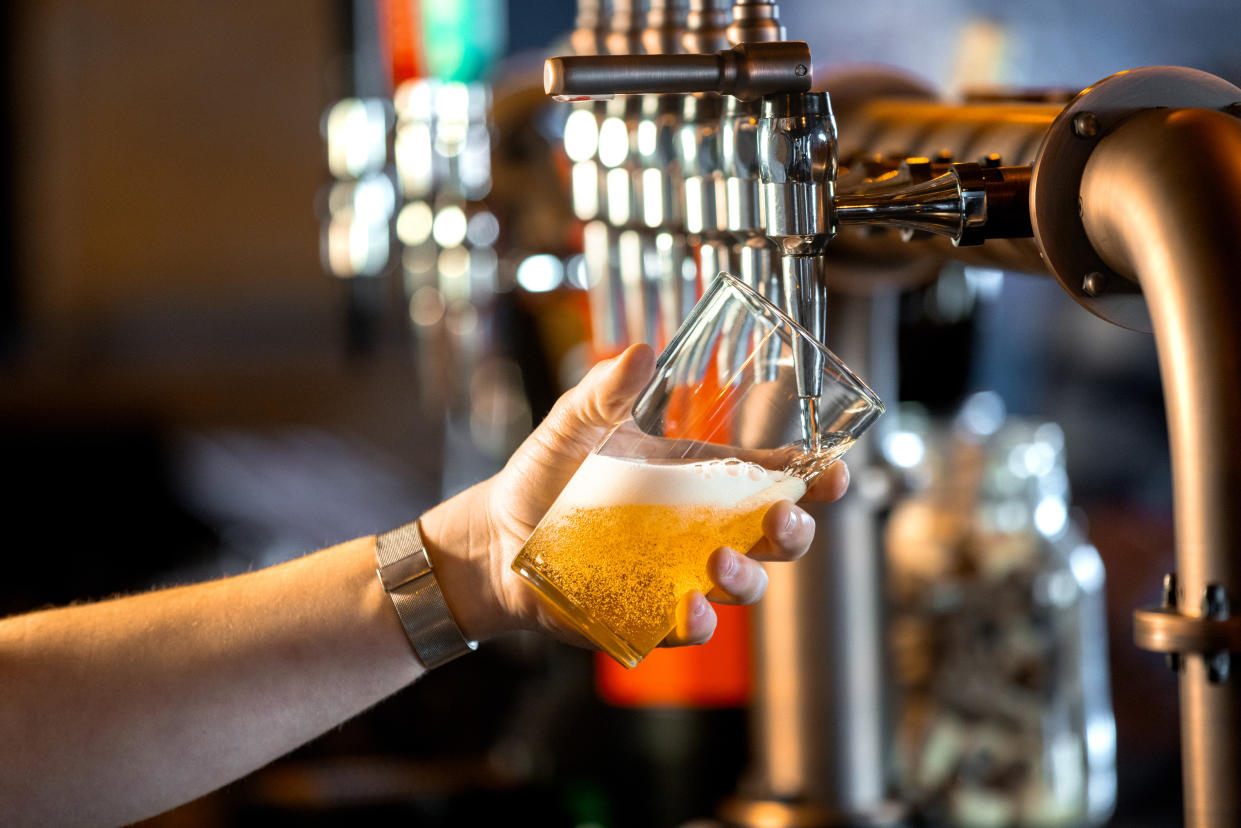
[1029,65,1241,331]
[1134,607,1241,655]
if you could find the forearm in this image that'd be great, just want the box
[0,536,422,827]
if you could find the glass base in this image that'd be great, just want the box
[512,560,645,669]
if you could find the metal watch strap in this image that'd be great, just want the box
[375,519,477,669]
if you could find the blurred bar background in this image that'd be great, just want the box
[1,1,1238,826]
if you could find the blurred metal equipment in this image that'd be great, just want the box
[726,292,903,828]
[883,401,1117,826]
[547,1,1241,824]
[322,0,526,501]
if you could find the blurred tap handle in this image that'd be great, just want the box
[544,41,812,102]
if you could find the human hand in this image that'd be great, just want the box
[420,344,851,648]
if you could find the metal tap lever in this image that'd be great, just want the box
[835,161,1033,246]
[544,41,812,101]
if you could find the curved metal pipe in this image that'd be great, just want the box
[1079,106,1241,828]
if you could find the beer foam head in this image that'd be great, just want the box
[557,453,805,510]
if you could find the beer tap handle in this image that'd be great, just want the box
[834,162,1033,246]
[544,41,812,101]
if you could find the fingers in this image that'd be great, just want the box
[704,547,769,605]
[805,460,849,502]
[553,344,655,431]
[745,500,815,562]
[660,503,815,647]
[661,544,777,648]
[508,344,656,500]
[663,591,717,647]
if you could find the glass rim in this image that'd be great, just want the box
[706,271,886,414]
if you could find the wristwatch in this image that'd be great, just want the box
[375,519,478,669]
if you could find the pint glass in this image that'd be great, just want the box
[512,273,884,667]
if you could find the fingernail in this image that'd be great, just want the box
[785,507,810,536]
[600,353,624,379]
[693,592,709,617]
[721,548,739,579]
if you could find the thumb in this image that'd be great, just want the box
[541,344,656,455]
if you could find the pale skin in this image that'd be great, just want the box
[0,344,849,827]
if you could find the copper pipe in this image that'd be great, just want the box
[1079,106,1241,827]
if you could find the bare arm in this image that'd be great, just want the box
[0,535,418,826]
[0,344,847,827]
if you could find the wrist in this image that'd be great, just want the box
[416,482,510,643]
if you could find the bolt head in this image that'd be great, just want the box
[1082,271,1107,296]
[794,64,808,77]
[1162,572,1179,609]
[1072,111,1100,139]
[1202,583,1231,619]
[1208,652,1232,684]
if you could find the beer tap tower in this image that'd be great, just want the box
[551,2,1241,826]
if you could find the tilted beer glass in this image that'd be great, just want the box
[512,273,884,667]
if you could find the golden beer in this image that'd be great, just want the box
[512,452,807,667]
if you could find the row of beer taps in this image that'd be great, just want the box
[553,0,1035,437]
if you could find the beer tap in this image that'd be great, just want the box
[637,0,692,347]
[547,40,835,443]
[726,0,784,45]
[755,90,834,442]
[564,0,624,356]
[721,93,776,295]
[710,0,782,378]
[669,0,731,315]
[599,0,649,347]
[684,0,730,54]
[681,93,731,290]
[548,48,1037,430]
